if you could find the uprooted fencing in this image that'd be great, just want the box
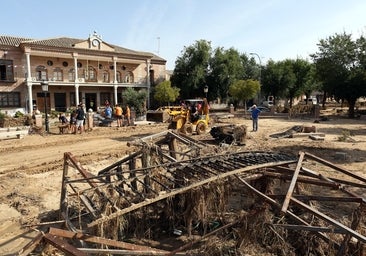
[20,131,366,255]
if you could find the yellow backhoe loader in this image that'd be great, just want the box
[168,98,210,135]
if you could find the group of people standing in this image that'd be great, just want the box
[58,103,86,134]
[58,101,132,134]
[104,101,131,127]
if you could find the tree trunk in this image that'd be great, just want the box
[348,99,356,118]
[322,91,327,109]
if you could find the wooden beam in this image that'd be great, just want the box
[290,197,366,243]
[264,172,341,188]
[17,232,44,256]
[304,152,366,183]
[271,224,347,234]
[281,151,305,214]
[43,233,87,256]
[77,248,173,255]
[48,227,169,253]
[268,194,363,203]
[235,174,339,248]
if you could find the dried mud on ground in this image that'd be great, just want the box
[0,113,365,254]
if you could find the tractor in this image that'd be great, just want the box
[168,98,210,135]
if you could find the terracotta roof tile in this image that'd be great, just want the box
[0,35,166,62]
[0,35,34,46]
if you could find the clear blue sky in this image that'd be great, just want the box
[2,0,365,70]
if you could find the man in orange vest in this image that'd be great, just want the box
[125,104,131,126]
[114,104,123,127]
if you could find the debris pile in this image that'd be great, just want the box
[19,131,366,255]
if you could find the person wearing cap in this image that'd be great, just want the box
[250,104,261,132]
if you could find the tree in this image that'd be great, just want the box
[302,64,322,105]
[171,40,211,99]
[228,79,260,111]
[207,47,245,102]
[286,58,313,107]
[311,32,366,117]
[261,60,294,106]
[122,88,148,115]
[171,41,258,104]
[261,59,314,108]
[153,80,180,105]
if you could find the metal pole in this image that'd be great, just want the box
[250,53,262,104]
[250,52,262,83]
[44,91,49,133]
[41,81,49,133]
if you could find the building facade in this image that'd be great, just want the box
[0,32,166,115]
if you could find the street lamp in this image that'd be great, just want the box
[204,85,208,99]
[250,52,263,104]
[249,52,262,83]
[41,81,49,133]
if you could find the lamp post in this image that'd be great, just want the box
[249,52,262,83]
[41,81,49,133]
[204,85,208,99]
[250,52,263,104]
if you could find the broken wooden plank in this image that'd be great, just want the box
[291,133,325,138]
[309,135,325,140]
[264,172,341,189]
[281,151,305,214]
[48,227,169,253]
[43,233,87,256]
[77,248,172,255]
[17,232,44,256]
[268,194,363,203]
[290,197,366,243]
[271,224,347,234]
[304,152,366,183]
[234,174,339,248]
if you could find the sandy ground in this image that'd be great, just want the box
[0,112,365,254]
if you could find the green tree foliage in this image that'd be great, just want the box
[261,60,293,105]
[228,79,260,110]
[262,58,314,107]
[311,32,366,117]
[122,88,148,115]
[170,40,211,99]
[286,58,313,107]
[207,47,245,101]
[153,80,180,105]
[302,64,322,104]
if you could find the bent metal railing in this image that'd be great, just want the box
[58,130,366,254]
[60,147,296,230]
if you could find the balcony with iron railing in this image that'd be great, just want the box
[29,73,149,87]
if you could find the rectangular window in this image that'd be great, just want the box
[70,92,82,107]
[0,60,14,81]
[0,92,21,107]
[53,68,63,81]
[100,92,110,105]
[70,92,76,107]
[103,72,109,82]
[68,70,75,82]
[36,70,47,81]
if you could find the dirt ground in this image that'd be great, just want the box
[0,111,365,254]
